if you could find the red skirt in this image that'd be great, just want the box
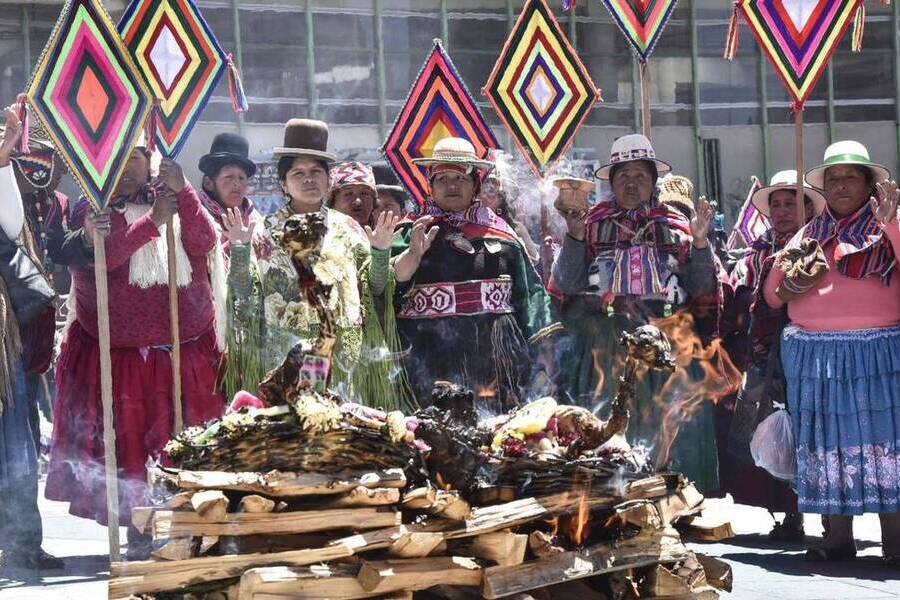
[45,322,224,524]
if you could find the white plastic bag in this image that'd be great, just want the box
[749,409,795,481]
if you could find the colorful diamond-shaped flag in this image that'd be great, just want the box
[26,0,153,211]
[484,0,600,177]
[738,0,861,106]
[119,0,228,158]
[601,0,679,62]
[383,40,499,208]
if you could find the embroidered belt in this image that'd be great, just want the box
[399,277,514,319]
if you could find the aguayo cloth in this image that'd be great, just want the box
[782,325,900,515]
[801,203,896,285]
[392,208,560,412]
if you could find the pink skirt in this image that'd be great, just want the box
[46,322,224,524]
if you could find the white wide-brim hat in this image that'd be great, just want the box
[594,133,671,180]
[411,137,494,172]
[805,140,890,189]
[751,170,826,217]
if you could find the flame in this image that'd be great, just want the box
[559,484,592,547]
[590,348,606,403]
[650,311,741,468]
[477,383,497,399]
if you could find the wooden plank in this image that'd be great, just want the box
[615,500,663,531]
[153,507,401,538]
[151,536,196,561]
[481,528,692,599]
[192,490,230,520]
[240,495,276,513]
[655,485,705,526]
[642,564,692,597]
[676,516,735,542]
[132,507,155,533]
[402,487,471,520]
[170,468,406,497]
[238,565,381,600]
[387,532,445,558]
[318,487,401,508]
[356,556,482,594]
[458,532,528,567]
[109,545,353,597]
[166,491,194,509]
[696,553,733,592]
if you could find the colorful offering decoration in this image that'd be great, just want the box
[119,0,242,158]
[26,0,153,211]
[483,0,601,177]
[601,0,679,62]
[383,39,499,208]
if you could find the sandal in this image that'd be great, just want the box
[805,543,857,562]
[769,516,805,542]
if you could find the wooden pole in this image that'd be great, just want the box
[640,60,652,139]
[167,218,183,435]
[94,227,121,561]
[795,108,806,227]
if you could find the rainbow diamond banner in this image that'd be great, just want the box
[601,0,679,62]
[483,0,600,177]
[118,0,228,158]
[383,39,499,208]
[738,0,862,106]
[26,0,153,211]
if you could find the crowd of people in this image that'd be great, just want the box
[0,101,897,570]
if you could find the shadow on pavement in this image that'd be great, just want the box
[697,533,881,552]
[0,554,109,588]
[719,550,900,581]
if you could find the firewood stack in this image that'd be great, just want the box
[109,465,733,600]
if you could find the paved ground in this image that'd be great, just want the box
[1,484,897,599]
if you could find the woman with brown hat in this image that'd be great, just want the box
[391,137,560,411]
[256,119,413,410]
[550,134,721,491]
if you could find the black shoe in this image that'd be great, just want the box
[805,542,857,562]
[3,548,63,571]
[769,514,805,542]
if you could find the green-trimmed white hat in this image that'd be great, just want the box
[411,137,494,172]
[751,170,826,217]
[806,140,890,189]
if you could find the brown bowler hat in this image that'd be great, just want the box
[272,118,337,163]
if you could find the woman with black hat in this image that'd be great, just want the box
[255,119,413,410]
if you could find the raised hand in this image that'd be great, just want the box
[364,211,400,251]
[0,105,23,167]
[223,207,256,244]
[690,195,714,249]
[157,158,186,194]
[870,180,900,228]
[82,209,112,246]
[150,190,180,227]
[409,215,439,258]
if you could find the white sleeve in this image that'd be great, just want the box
[0,164,24,240]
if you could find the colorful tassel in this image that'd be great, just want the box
[723,2,741,61]
[16,93,29,155]
[144,99,159,153]
[562,0,575,10]
[226,54,249,114]
[851,3,865,52]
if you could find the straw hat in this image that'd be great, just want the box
[658,174,694,212]
[411,137,494,172]
[594,134,671,180]
[273,119,337,163]
[751,170,826,217]
[805,140,890,189]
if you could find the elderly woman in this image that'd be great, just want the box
[46,144,224,554]
[328,161,378,227]
[551,134,720,490]
[258,120,412,410]
[725,171,825,541]
[763,141,900,562]
[391,137,560,411]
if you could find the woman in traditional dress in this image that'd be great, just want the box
[550,134,720,491]
[725,170,824,541]
[327,161,378,228]
[45,146,224,551]
[390,137,560,411]
[763,141,900,562]
[258,120,412,410]
[0,105,60,570]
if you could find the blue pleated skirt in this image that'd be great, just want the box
[0,359,39,487]
[782,325,900,515]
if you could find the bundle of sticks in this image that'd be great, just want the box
[110,465,733,600]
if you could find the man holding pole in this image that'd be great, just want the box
[45,145,224,558]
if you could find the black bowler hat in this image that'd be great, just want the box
[198,132,257,178]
